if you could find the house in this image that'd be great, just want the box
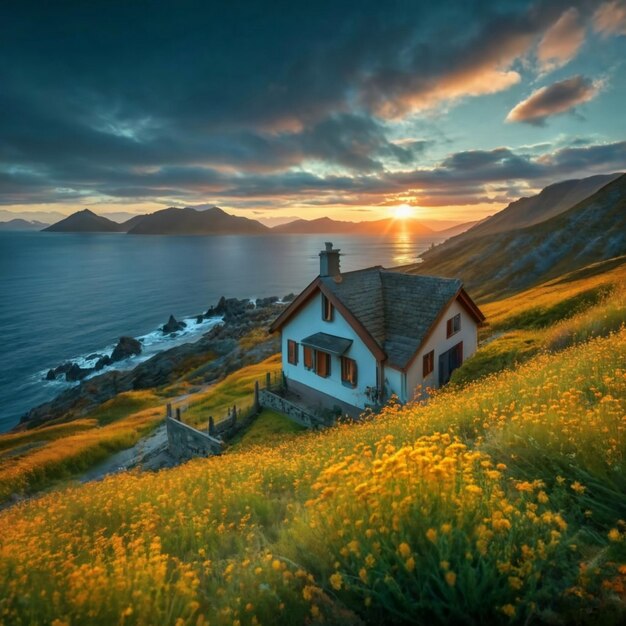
[269,243,485,415]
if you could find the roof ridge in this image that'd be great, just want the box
[327,265,383,278]
[379,269,462,283]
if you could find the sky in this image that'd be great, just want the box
[1,0,625,226]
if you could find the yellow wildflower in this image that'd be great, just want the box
[329,572,343,590]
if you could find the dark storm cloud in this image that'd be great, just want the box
[506,76,601,124]
[0,0,616,207]
[2,138,624,207]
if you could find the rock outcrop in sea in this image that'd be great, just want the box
[110,336,142,361]
[162,315,186,334]
[23,295,290,429]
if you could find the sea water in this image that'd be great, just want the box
[0,231,442,431]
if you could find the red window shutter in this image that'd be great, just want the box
[316,351,330,377]
[446,318,453,337]
[304,346,313,369]
[287,340,298,365]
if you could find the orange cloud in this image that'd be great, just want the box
[537,8,586,71]
[506,76,601,124]
[593,1,626,37]
[376,69,521,118]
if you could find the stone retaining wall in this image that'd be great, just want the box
[166,417,224,461]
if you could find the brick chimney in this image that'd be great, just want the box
[319,242,341,277]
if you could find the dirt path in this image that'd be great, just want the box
[81,382,216,483]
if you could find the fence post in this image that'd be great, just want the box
[253,380,260,413]
[166,402,172,418]
[266,372,271,389]
[176,407,181,421]
[208,415,215,436]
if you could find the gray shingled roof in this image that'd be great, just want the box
[321,268,461,369]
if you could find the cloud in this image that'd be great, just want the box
[2,138,624,211]
[537,8,586,71]
[506,76,601,124]
[593,1,626,37]
[0,1,623,214]
[358,2,574,118]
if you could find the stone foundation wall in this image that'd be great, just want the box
[259,389,326,428]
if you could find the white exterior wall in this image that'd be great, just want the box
[382,366,404,402]
[405,299,478,400]
[281,292,378,409]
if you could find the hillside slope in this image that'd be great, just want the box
[445,173,621,246]
[433,219,483,239]
[128,206,269,235]
[44,209,123,233]
[1,325,624,624]
[413,174,626,300]
[1,253,625,624]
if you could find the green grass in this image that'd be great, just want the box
[1,328,624,625]
[488,286,609,331]
[228,409,305,450]
[450,330,542,386]
[87,390,162,426]
[183,354,282,429]
[452,258,626,386]
[0,420,97,454]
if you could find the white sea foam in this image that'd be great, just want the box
[39,315,223,388]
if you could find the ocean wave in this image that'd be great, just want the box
[38,314,223,388]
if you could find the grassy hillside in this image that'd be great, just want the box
[1,297,625,624]
[450,256,626,385]
[0,355,283,505]
[456,174,620,240]
[412,175,626,300]
[0,390,163,503]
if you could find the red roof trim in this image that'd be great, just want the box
[457,288,486,324]
[268,276,386,361]
[268,276,322,333]
[318,284,386,361]
[399,287,485,373]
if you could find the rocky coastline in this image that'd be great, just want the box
[19,295,293,430]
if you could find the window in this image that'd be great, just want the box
[341,356,358,387]
[287,340,298,365]
[321,294,333,321]
[422,350,434,377]
[446,313,461,338]
[315,350,331,377]
[303,346,314,370]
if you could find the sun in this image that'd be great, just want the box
[393,204,413,219]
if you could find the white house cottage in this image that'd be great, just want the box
[269,243,485,415]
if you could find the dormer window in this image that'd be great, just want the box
[321,294,333,321]
[446,313,461,338]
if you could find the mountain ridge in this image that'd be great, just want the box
[0,219,49,231]
[126,206,269,235]
[43,209,123,233]
[411,173,626,300]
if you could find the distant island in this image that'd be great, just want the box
[31,207,472,237]
[127,206,268,235]
[43,209,127,233]
[0,218,49,231]
[13,173,622,238]
[272,216,434,236]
